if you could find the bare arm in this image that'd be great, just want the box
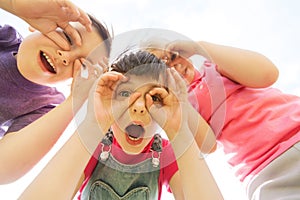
[19,72,130,199]
[170,138,223,200]
[19,121,103,200]
[0,97,75,184]
[0,61,97,184]
[198,41,279,88]
[187,104,217,153]
[166,40,279,88]
[148,68,222,199]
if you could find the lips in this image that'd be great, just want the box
[40,51,56,74]
[125,124,145,145]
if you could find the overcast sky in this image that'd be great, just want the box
[1,0,300,199]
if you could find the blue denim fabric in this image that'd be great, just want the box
[81,135,162,200]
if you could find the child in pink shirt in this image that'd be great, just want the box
[147,39,300,200]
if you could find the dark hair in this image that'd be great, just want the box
[111,50,167,81]
[88,14,112,57]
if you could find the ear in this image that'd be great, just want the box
[28,26,36,32]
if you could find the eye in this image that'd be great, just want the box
[170,52,178,61]
[118,90,131,97]
[151,95,162,103]
[63,32,73,45]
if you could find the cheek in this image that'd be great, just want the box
[61,69,74,79]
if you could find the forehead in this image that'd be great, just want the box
[71,22,108,64]
[118,74,164,90]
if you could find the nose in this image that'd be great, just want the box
[131,97,146,115]
[57,50,71,66]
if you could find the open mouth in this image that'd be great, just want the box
[125,123,145,145]
[40,51,56,74]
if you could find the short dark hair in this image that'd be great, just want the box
[111,50,167,81]
[88,14,112,57]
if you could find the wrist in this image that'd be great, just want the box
[169,125,194,158]
[76,120,105,155]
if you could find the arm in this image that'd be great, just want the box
[170,136,223,200]
[0,97,76,184]
[19,72,129,199]
[19,121,103,200]
[148,69,222,199]
[0,61,97,184]
[166,40,279,88]
[198,41,279,88]
[0,0,92,49]
[187,104,217,153]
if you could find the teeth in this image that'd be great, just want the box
[42,52,56,72]
[128,135,139,141]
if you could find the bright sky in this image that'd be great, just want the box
[1,0,300,199]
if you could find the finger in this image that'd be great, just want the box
[97,57,110,73]
[58,1,92,32]
[96,72,125,91]
[170,68,187,95]
[72,59,82,78]
[148,87,169,100]
[46,31,70,50]
[58,22,82,46]
[80,58,103,79]
[147,94,167,128]
[76,8,92,32]
[57,0,81,19]
[28,26,36,32]
[166,68,177,92]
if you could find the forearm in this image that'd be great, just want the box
[0,0,20,16]
[170,127,223,199]
[0,97,77,183]
[187,104,217,153]
[19,121,103,200]
[177,141,223,200]
[0,0,13,12]
[198,41,279,88]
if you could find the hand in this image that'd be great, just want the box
[165,40,209,66]
[85,72,140,133]
[147,68,189,140]
[70,57,107,112]
[5,0,92,50]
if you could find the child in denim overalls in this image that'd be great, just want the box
[19,50,223,200]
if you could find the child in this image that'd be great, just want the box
[146,39,300,200]
[0,0,112,184]
[19,50,223,200]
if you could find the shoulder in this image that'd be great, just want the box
[0,25,23,49]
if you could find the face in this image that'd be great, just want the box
[150,49,195,84]
[17,22,106,86]
[111,74,163,154]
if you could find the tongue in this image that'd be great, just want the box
[125,124,145,138]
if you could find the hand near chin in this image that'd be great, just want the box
[70,58,106,112]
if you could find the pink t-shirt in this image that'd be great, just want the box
[78,136,178,200]
[189,61,300,183]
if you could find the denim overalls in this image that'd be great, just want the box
[81,132,163,200]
